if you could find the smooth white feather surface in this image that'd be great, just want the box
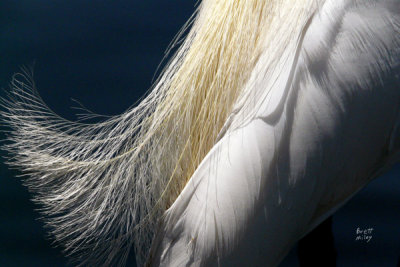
[150,0,400,266]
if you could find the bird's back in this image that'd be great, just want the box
[149,0,400,266]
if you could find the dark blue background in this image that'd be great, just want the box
[0,1,399,266]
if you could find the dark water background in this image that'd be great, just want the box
[0,1,399,266]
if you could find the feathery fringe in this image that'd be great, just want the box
[1,1,323,266]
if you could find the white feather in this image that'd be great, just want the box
[149,0,400,266]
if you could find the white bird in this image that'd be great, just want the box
[1,0,399,266]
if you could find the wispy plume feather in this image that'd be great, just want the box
[1,1,323,266]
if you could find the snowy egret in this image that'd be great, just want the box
[1,0,399,266]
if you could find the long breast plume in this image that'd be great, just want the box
[1,0,322,266]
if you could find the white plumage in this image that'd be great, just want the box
[2,0,399,266]
[150,0,400,266]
